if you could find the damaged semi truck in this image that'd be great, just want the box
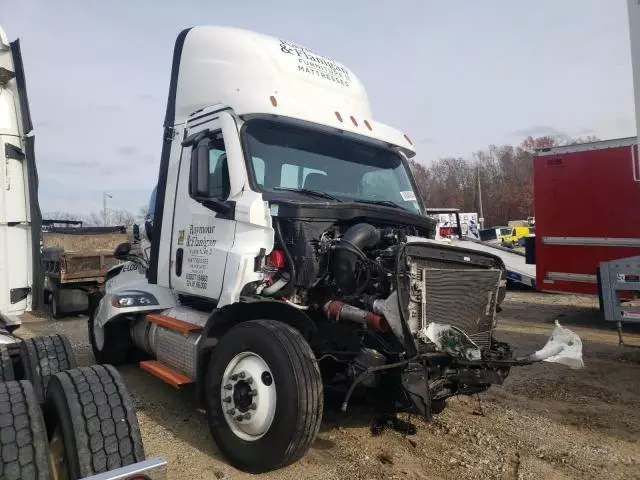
[91,27,582,473]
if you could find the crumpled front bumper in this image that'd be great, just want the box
[399,321,584,418]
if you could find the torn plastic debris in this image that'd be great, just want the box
[422,323,482,361]
[522,320,584,369]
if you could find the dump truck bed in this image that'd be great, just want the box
[42,226,128,284]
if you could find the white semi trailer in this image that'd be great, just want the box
[0,24,42,326]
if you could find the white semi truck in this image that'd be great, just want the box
[0,26,166,480]
[93,26,583,473]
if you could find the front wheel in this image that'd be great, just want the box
[88,294,132,366]
[205,320,323,473]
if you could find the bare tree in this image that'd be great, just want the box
[137,204,150,222]
[411,135,599,227]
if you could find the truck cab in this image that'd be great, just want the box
[146,27,423,307]
[92,26,582,474]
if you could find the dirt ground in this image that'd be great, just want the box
[19,290,640,480]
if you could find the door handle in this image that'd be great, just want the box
[175,248,183,277]
[633,145,640,182]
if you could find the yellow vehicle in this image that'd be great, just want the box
[500,226,531,247]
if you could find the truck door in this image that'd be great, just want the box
[170,120,236,300]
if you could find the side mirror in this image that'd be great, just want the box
[132,224,140,242]
[190,141,210,198]
[114,242,132,260]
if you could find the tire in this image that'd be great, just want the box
[51,291,64,319]
[431,399,447,415]
[0,381,51,480]
[20,334,77,403]
[88,294,133,366]
[44,365,145,478]
[205,320,323,473]
[0,344,15,382]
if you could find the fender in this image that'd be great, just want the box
[104,260,147,292]
[195,299,317,401]
[93,278,177,330]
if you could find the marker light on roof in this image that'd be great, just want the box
[404,134,413,145]
[335,111,343,122]
[364,120,372,130]
[350,116,358,127]
[270,95,278,107]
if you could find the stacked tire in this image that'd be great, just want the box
[0,380,49,479]
[0,334,146,480]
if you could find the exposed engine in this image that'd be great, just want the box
[259,218,505,339]
[250,217,511,418]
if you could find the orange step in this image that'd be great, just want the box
[140,360,194,389]
[145,313,203,335]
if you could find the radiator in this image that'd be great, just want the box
[408,257,502,349]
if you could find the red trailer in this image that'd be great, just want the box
[533,137,640,297]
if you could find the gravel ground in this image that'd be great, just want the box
[19,290,640,480]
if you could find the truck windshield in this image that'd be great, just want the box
[243,119,422,215]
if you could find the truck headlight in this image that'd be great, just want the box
[111,292,159,308]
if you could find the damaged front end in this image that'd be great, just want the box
[396,241,511,418]
[256,216,582,420]
[337,240,584,419]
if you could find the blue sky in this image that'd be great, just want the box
[2,0,634,214]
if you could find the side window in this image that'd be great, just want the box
[203,133,230,199]
[252,157,265,186]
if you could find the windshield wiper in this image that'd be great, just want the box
[352,198,404,209]
[273,187,342,202]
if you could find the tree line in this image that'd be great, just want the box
[409,135,598,228]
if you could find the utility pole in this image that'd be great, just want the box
[477,164,484,229]
[103,192,112,226]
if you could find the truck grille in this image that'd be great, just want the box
[408,257,502,349]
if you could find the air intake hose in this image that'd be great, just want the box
[333,223,380,292]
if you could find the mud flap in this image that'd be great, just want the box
[401,367,431,419]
